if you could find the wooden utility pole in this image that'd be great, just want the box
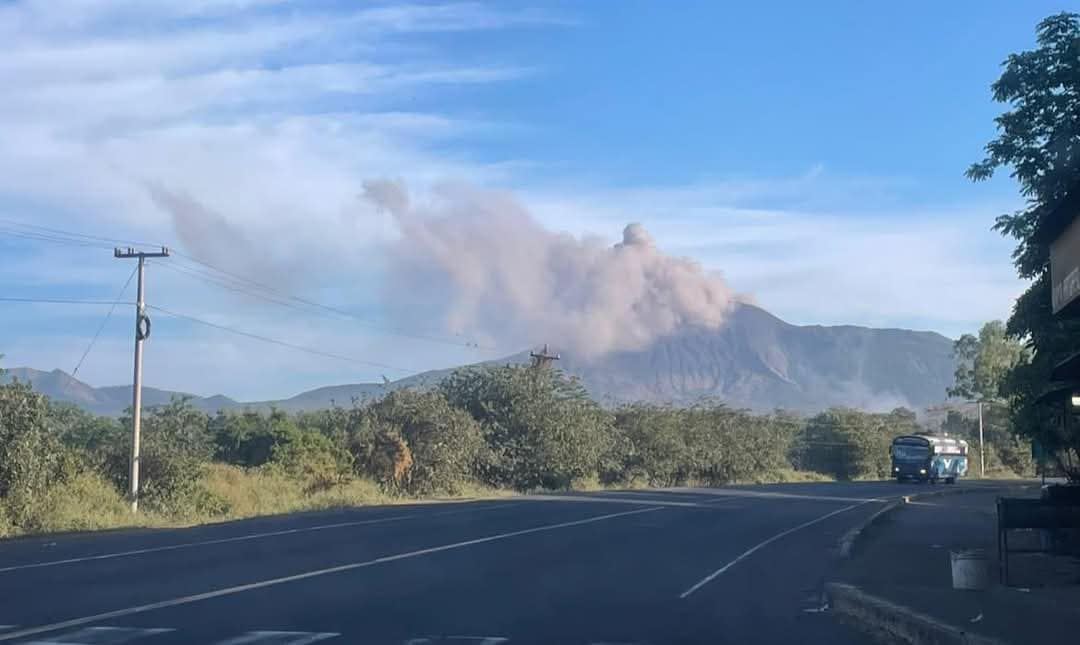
[977,400,985,478]
[114,246,170,512]
[530,343,560,369]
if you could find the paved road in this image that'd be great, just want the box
[0,481,981,644]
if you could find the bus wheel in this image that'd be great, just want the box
[945,477,956,485]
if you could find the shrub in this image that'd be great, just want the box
[23,471,133,533]
[610,403,689,486]
[104,398,216,517]
[442,366,614,490]
[0,380,69,527]
[269,426,353,491]
[359,390,486,495]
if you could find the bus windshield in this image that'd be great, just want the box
[892,444,929,462]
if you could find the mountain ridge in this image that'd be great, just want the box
[3,304,957,416]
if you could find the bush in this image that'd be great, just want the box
[610,403,690,486]
[360,390,487,495]
[104,398,216,517]
[211,409,284,467]
[22,471,133,533]
[796,408,892,480]
[685,407,797,485]
[0,503,14,538]
[269,426,353,491]
[0,380,70,526]
[442,366,614,490]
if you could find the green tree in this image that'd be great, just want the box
[441,366,613,490]
[47,401,124,464]
[947,321,1026,401]
[797,408,900,480]
[269,424,353,491]
[610,403,690,486]
[968,13,1080,478]
[211,408,294,467]
[359,389,485,495]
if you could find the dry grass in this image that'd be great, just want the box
[740,468,836,484]
[0,465,515,540]
[2,465,832,540]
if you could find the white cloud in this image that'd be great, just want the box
[0,1,1025,397]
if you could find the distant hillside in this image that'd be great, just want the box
[5,304,957,416]
[557,304,955,411]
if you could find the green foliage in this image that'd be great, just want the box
[359,389,485,495]
[947,321,1027,401]
[2,358,962,538]
[609,403,689,486]
[269,425,353,491]
[20,471,133,533]
[211,408,291,467]
[796,408,918,480]
[968,12,1080,479]
[441,366,613,490]
[104,398,219,517]
[0,380,70,526]
[683,406,796,485]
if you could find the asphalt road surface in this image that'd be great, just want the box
[0,481,988,645]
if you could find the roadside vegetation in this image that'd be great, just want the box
[0,360,1032,539]
[965,12,1080,480]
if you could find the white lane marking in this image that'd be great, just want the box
[0,503,522,574]
[524,494,705,508]
[213,631,339,644]
[678,501,873,598]
[0,506,663,643]
[25,626,173,644]
[446,638,508,644]
[667,487,887,504]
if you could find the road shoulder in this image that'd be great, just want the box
[829,484,1080,645]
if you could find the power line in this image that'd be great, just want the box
[0,218,157,249]
[71,265,138,378]
[0,227,114,249]
[146,304,413,373]
[1,217,492,352]
[150,260,327,317]
[0,296,134,305]
[164,253,493,351]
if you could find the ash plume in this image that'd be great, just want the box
[364,180,738,358]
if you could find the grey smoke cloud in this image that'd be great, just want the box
[148,184,303,289]
[364,179,738,358]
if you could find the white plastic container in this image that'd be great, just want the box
[950,549,990,590]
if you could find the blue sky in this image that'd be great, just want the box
[0,0,1064,399]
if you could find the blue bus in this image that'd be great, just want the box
[890,433,969,484]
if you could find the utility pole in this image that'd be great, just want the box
[978,400,985,478]
[114,246,170,512]
[530,343,560,370]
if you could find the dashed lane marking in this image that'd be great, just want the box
[667,487,888,504]
[212,631,339,644]
[678,501,875,598]
[0,503,523,574]
[24,626,172,644]
[0,506,663,643]
[523,494,705,508]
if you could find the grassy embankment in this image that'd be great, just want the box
[0,466,835,539]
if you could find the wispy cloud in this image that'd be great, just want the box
[0,1,1021,396]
